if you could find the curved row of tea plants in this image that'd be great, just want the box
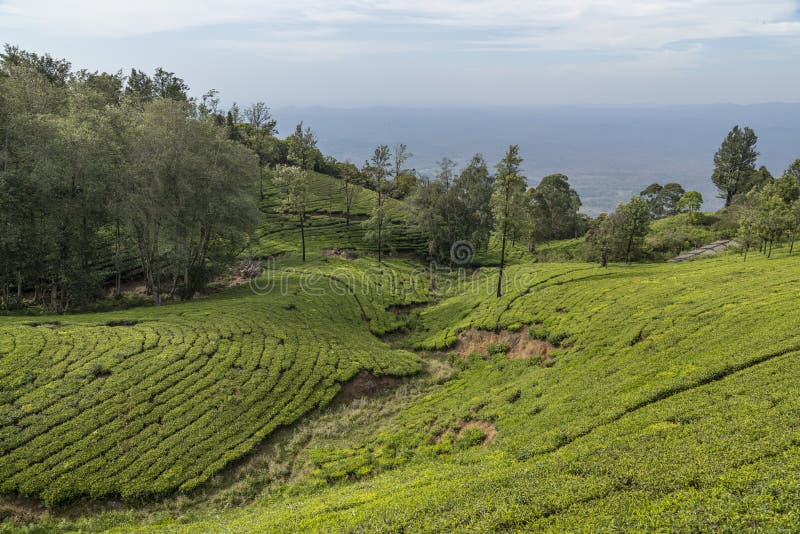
[0,264,422,504]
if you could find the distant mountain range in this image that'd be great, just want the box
[272,104,800,214]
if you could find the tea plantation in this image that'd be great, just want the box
[2,249,799,531]
[4,215,800,531]
[0,263,425,505]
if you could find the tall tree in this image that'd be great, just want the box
[784,159,800,185]
[389,143,416,198]
[363,145,392,263]
[491,145,526,297]
[453,154,494,250]
[711,125,759,207]
[618,196,651,263]
[274,165,311,262]
[287,121,318,170]
[677,191,703,220]
[339,162,361,227]
[244,102,278,200]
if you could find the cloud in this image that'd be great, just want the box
[1,0,798,58]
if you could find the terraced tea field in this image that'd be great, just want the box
[254,171,427,259]
[0,263,424,504]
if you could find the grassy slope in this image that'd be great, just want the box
[78,251,800,532]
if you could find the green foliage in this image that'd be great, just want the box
[645,212,717,257]
[711,125,760,207]
[529,173,583,242]
[486,343,510,356]
[584,196,651,265]
[0,49,258,311]
[676,190,703,216]
[411,155,495,263]
[640,182,686,219]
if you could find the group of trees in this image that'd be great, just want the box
[5,45,798,311]
[0,46,259,311]
[737,161,800,259]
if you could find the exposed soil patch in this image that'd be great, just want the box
[332,370,403,405]
[451,327,553,361]
[458,420,497,445]
[322,248,358,260]
[0,496,46,524]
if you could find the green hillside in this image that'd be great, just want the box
[4,248,800,531]
[253,171,427,260]
[0,260,427,505]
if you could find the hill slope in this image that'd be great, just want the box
[0,260,427,504]
[4,248,800,531]
[73,254,800,529]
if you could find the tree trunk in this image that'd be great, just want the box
[114,219,122,298]
[300,214,306,262]
[259,166,264,200]
[743,244,749,262]
[626,233,634,264]
[377,198,383,264]
[497,221,507,298]
[183,266,190,300]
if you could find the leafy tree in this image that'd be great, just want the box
[711,125,759,207]
[389,143,417,198]
[640,182,686,219]
[491,145,527,297]
[287,121,318,170]
[617,196,652,263]
[274,165,311,262]
[753,165,774,191]
[244,102,278,200]
[785,159,800,185]
[529,173,582,242]
[585,197,651,265]
[773,172,800,204]
[363,145,392,263]
[126,99,259,302]
[453,154,494,250]
[339,162,361,227]
[677,191,703,219]
[584,213,615,267]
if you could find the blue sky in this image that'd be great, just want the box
[1,0,799,107]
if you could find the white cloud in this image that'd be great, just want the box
[0,0,798,55]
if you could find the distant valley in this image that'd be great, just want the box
[273,104,800,214]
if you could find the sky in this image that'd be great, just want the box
[1,0,799,107]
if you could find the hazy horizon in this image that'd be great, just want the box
[269,103,800,214]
